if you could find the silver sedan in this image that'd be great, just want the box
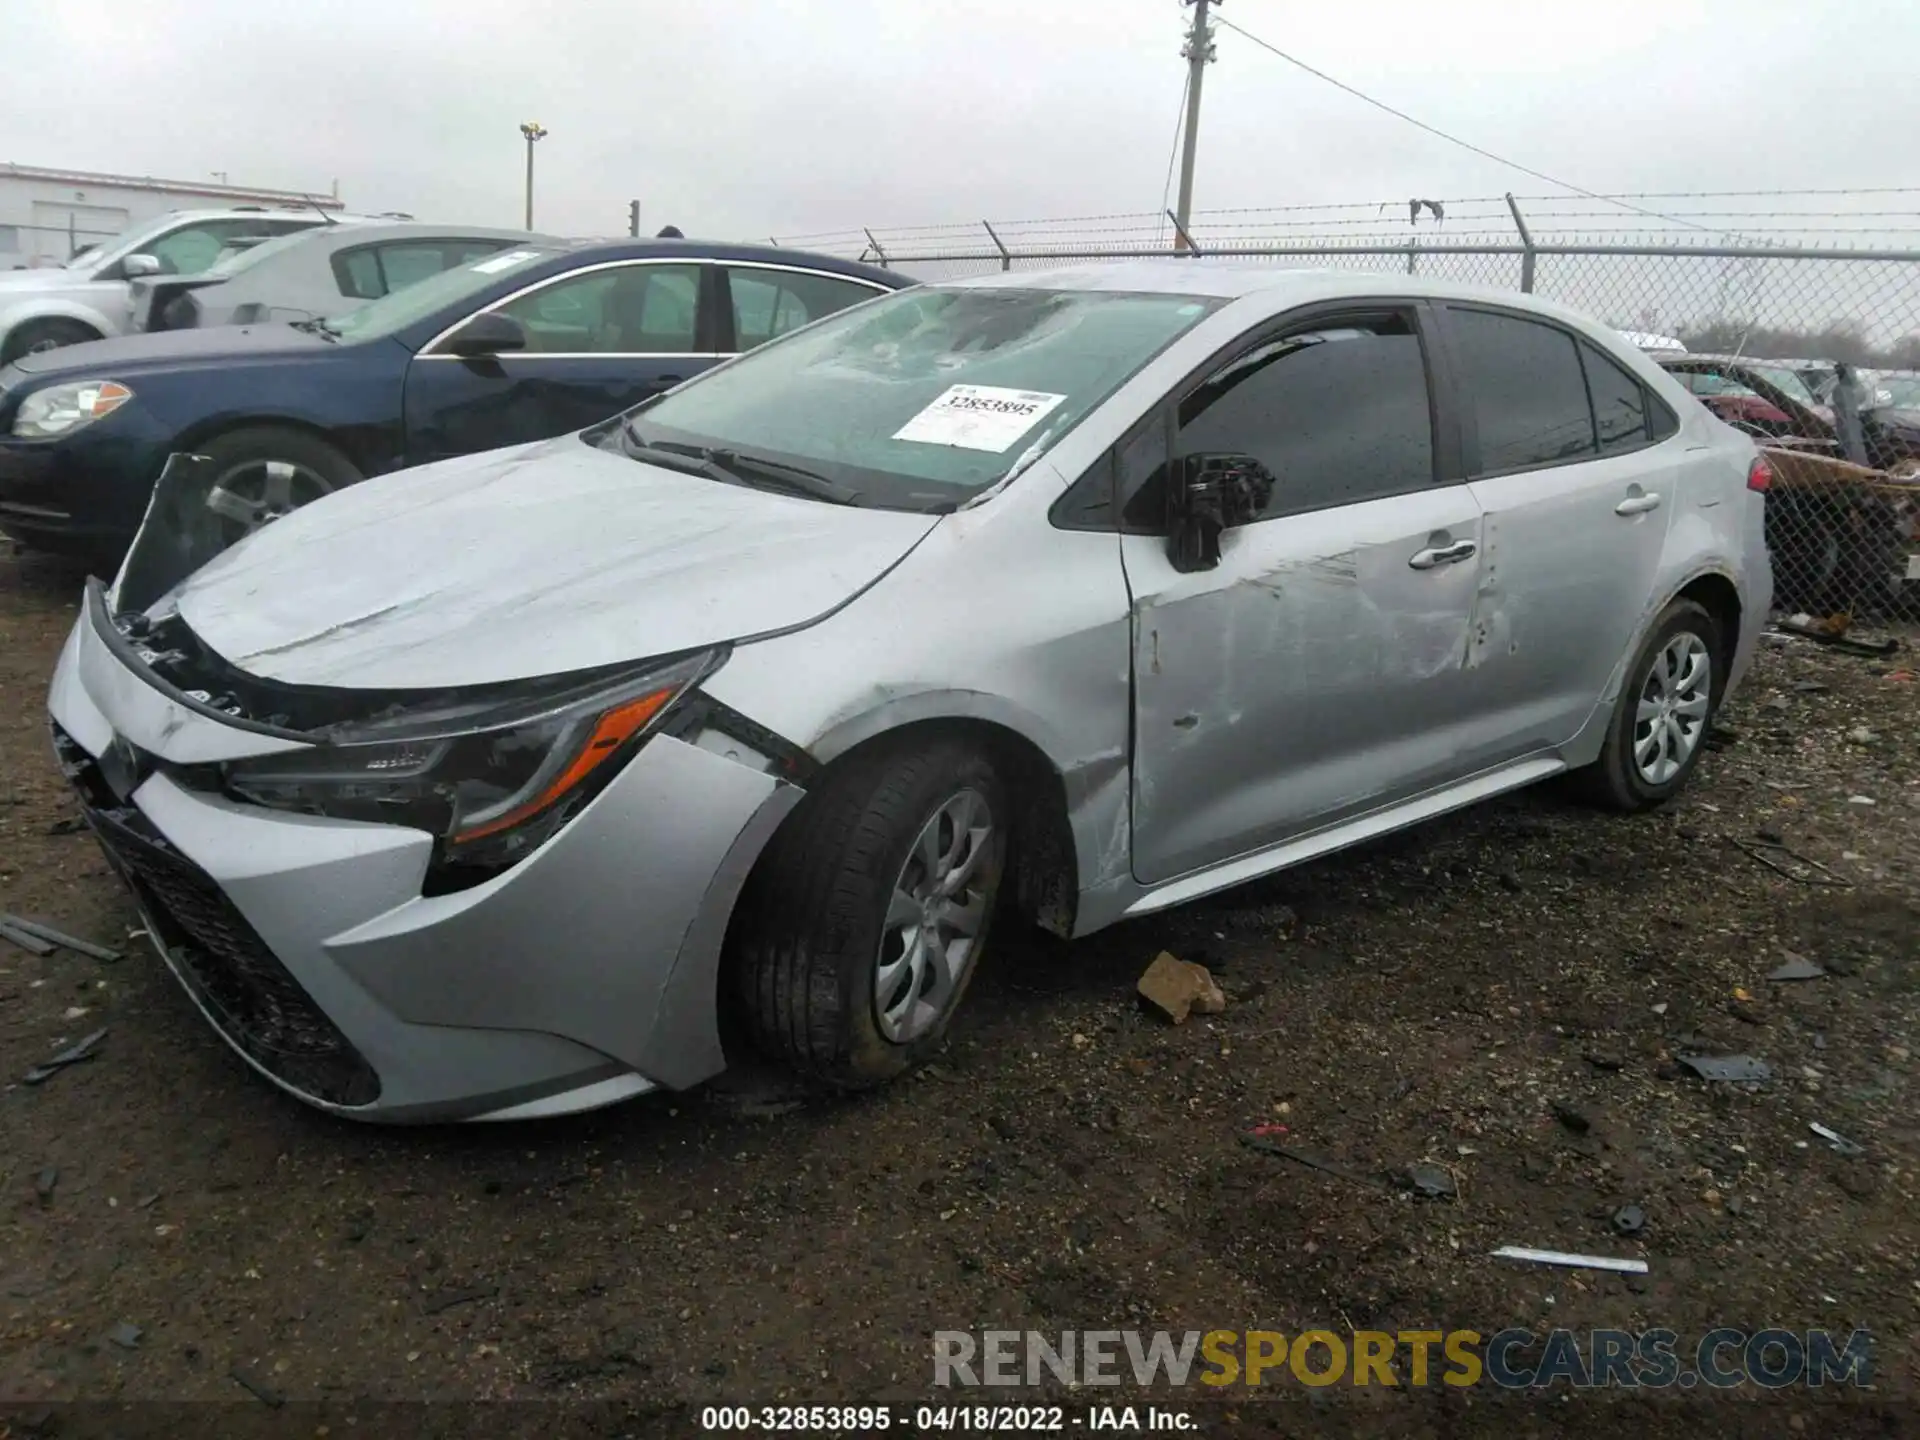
[48,263,1772,1121]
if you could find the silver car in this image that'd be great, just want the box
[0,208,371,362]
[132,221,563,333]
[48,265,1772,1122]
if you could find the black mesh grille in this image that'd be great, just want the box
[52,724,381,1107]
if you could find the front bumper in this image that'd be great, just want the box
[46,606,803,1122]
[0,419,170,562]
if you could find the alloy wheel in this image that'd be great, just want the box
[1632,630,1711,785]
[204,459,336,540]
[874,788,997,1044]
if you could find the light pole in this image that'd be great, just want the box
[519,122,548,229]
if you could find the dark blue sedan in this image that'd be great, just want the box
[0,239,907,563]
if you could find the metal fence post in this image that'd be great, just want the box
[1165,210,1204,257]
[1406,238,1418,275]
[982,220,1011,272]
[1506,192,1537,293]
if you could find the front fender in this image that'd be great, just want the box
[0,295,120,347]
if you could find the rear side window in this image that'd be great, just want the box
[1450,308,1596,474]
[335,248,384,300]
[1579,341,1652,451]
[726,267,883,351]
[1168,313,1435,522]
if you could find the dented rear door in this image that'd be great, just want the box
[1120,305,1489,887]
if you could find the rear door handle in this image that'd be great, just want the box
[1615,492,1663,516]
[1408,540,1477,570]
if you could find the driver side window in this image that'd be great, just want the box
[1124,311,1437,527]
[495,263,701,355]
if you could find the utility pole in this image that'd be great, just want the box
[628,199,641,237]
[1173,0,1217,251]
[519,121,548,229]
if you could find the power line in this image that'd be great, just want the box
[1158,64,1192,241]
[1211,13,1712,233]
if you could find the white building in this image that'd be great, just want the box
[1,162,345,268]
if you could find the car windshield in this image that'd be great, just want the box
[616,285,1223,510]
[323,246,563,342]
[203,227,326,278]
[1748,363,1819,407]
[66,214,176,268]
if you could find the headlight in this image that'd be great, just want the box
[222,649,722,885]
[12,380,134,438]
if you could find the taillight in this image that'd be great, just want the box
[1747,456,1773,492]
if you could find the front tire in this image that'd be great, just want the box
[727,737,1008,1088]
[1575,598,1724,812]
[2,317,103,365]
[193,426,362,544]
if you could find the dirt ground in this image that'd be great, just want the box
[1,545,1916,1436]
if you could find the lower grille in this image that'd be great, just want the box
[52,724,381,1107]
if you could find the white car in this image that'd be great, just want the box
[0,207,379,363]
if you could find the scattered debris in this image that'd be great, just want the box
[44,817,86,836]
[1678,1054,1772,1083]
[1728,837,1853,888]
[1767,954,1828,982]
[1771,619,1900,657]
[135,1192,162,1210]
[229,1366,285,1407]
[1847,795,1877,807]
[1247,1122,1290,1138]
[1405,1163,1456,1200]
[1239,1134,1387,1190]
[1610,1204,1646,1237]
[1810,1122,1864,1157]
[1490,1246,1648,1275]
[1583,1052,1623,1073]
[0,915,124,963]
[1137,952,1227,1025]
[1847,727,1879,744]
[1791,680,1830,694]
[106,1322,143,1350]
[1550,1101,1592,1135]
[22,1027,108,1085]
[423,1285,499,1316]
[1704,723,1739,752]
[0,917,56,957]
[34,1168,57,1205]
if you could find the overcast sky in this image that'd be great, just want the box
[5,0,1914,244]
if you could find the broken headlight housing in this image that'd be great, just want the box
[221,649,723,884]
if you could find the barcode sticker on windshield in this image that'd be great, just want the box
[892,385,1068,452]
[470,249,543,274]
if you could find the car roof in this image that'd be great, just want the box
[939,261,1638,331]
[548,237,905,287]
[285,220,561,247]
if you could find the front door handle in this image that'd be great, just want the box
[1615,492,1663,516]
[1408,539,1478,570]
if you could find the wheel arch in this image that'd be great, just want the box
[170,414,374,476]
[0,303,110,358]
[788,703,1087,941]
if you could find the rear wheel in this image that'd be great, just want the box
[2,317,102,365]
[193,426,362,544]
[1574,598,1724,812]
[727,737,1008,1088]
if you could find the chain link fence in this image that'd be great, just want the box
[775,198,1920,626]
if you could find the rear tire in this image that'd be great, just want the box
[2,317,102,365]
[727,737,1008,1088]
[1573,598,1724,812]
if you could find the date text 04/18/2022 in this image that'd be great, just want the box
[698,1404,1196,1431]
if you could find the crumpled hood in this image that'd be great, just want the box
[168,435,942,689]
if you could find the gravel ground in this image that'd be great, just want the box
[1,546,1916,1435]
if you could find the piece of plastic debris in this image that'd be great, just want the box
[1550,1101,1592,1135]
[35,1168,57,1204]
[1810,1122,1863,1156]
[44,817,87,836]
[1678,1054,1772,1083]
[1239,1134,1386,1189]
[422,1285,499,1316]
[1490,1246,1648,1275]
[107,1322,143,1350]
[1767,955,1827,982]
[1610,1204,1646,1237]
[1406,1163,1456,1200]
[1651,1002,1669,1015]
[0,918,56,957]
[22,1027,109,1085]
[1847,795,1877,806]
[1247,1122,1290,1138]
[1847,727,1879,744]
[1728,838,1853,888]
[1137,952,1227,1025]
[229,1366,284,1407]
[0,915,124,964]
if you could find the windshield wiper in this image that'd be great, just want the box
[619,425,752,487]
[288,316,340,341]
[701,447,860,505]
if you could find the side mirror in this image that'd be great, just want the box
[443,311,528,358]
[1164,451,1276,573]
[122,253,162,279]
